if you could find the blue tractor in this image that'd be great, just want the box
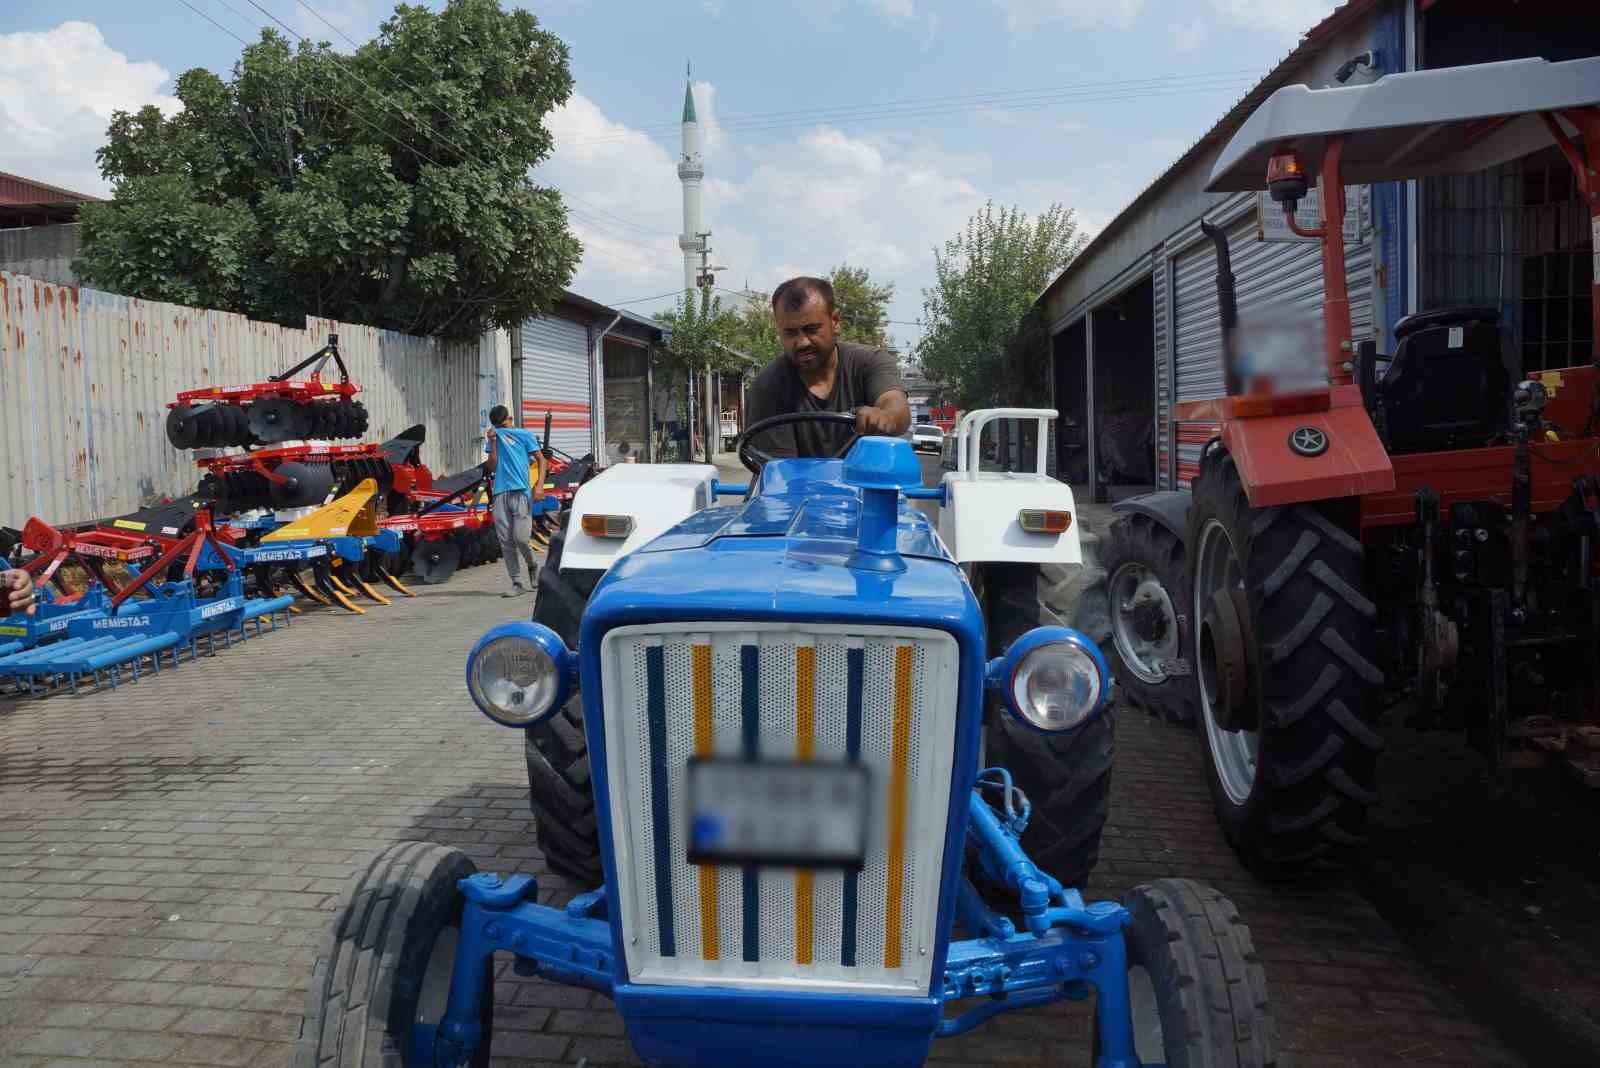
[297,411,1274,1067]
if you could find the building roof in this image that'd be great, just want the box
[0,171,102,228]
[555,289,670,339]
[1035,0,1381,307]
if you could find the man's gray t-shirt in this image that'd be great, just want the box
[744,342,905,458]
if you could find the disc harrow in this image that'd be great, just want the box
[194,425,428,516]
[164,334,369,450]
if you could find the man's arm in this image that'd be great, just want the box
[482,429,498,477]
[532,448,549,499]
[854,347,912,436]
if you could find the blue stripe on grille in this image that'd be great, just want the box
[740,643,760,963]
[646,644,675,957]
[841,646,864,968]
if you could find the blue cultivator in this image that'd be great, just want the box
[0,570,292,696]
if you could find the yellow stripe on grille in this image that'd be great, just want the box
[884,644,913,970]
[691,644,719,962]
[795,644,816,965]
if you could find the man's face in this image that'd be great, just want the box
[774,292,840,375]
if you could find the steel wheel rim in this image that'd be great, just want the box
[1110,561,1179,685]
[1194,516,1260,806]
[1128,964,1163,1062]
[414,922,461,1031]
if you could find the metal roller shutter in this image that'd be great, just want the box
[1153,256,1172,489]
[1171,203,1373,487]
[521,315,593,458]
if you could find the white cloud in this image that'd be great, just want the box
[1208,0,1339,40]
[1169,16,1207,52]
[0,21,181,197]
[869,0,917,21]
[703,0,724,14]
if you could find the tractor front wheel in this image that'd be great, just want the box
[1104,513,1198,724]
[297,842,493,1068]
[1185,449,1383,875]
[524,509,605,885]
[973,551,1114,890]
[1093,878,1275,1067]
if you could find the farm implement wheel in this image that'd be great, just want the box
[1185,449,1383,875]
[970,549,1114,891]
[296,842,492,1068]
[1104,513,1198,724]
[1091,878,1275,1067]
[524,509,605,885]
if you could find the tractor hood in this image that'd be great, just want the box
[582,459,977,632]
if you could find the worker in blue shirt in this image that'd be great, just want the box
[481,405,547,597]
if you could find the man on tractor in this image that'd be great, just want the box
[481,404,546,597]
[744,275,912,457]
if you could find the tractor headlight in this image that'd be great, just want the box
[989,626,1110,733]
[465,622,574,728]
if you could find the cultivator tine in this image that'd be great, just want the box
[285,568,332,608]
[375,566,416,598]
[338,562,391,606]
[311,564,364,615]
[327,571,358,597]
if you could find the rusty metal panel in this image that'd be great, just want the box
[0,270,487,530]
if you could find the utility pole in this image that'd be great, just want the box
[694,231,726,461]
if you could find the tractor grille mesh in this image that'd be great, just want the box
[599,623,960,995]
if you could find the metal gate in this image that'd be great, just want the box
[521,314,593,458]
[1170,205,1372,486]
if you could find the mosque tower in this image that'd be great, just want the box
[677,65,704,294]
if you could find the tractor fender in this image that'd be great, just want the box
[1110,490,1193,546]
[560,463,718,574]
[937,472,1084,566]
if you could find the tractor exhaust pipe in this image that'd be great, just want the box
[1201,221,1242,397]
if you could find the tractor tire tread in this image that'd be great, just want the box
[296,841,490,1068]
[1119,878,1276,1068]
[525,513,606,886]
[1186,450,1382,876]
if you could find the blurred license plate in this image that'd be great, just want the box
[686,757,868,869]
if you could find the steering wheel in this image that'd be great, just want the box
[735,410,862,475]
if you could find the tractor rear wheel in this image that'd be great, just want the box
[1104,513,1198,725]
[1185,449,1383,875]
[973,546,1115,890]
[524,509,605,885]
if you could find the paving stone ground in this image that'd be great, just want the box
[0,475,1520,1067]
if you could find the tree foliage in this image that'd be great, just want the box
[74,0,580,339]
[653,289,759,380]
[916,201,1086,407]
[827,263,895,349]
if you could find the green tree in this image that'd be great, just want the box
[654,289,758,461]
[916,201,1086,407]
[74,0,580,339]
[722,289,782,366]
[827,263,895,349]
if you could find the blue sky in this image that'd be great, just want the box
[2,0,1338,349]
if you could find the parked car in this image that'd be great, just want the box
[910,422,944,453]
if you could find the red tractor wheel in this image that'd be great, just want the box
[1184,447,1384,875]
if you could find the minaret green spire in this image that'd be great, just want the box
[682,71,697,124]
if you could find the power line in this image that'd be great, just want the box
[569,71,1257,145]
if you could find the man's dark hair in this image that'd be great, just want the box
[489,404,510,426]
[771,276,835,314]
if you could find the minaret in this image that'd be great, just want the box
[677,64,704,295]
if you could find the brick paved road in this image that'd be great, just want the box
[0,524,1520,1066]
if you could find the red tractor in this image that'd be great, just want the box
[1099,56,1600,874]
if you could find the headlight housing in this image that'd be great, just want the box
[465,621,575,728]
[989,626,1110,733]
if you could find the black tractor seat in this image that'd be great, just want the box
[1364,304,1520,455]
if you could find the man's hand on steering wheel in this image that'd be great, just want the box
[853,405,901,436]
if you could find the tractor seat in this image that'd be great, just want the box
[1373,305,1519,455]
[1392,305,1502,340]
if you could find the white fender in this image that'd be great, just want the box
[937,407,1084,566]
[561,464,720,573]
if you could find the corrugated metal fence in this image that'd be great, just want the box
[0,271,486,528]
